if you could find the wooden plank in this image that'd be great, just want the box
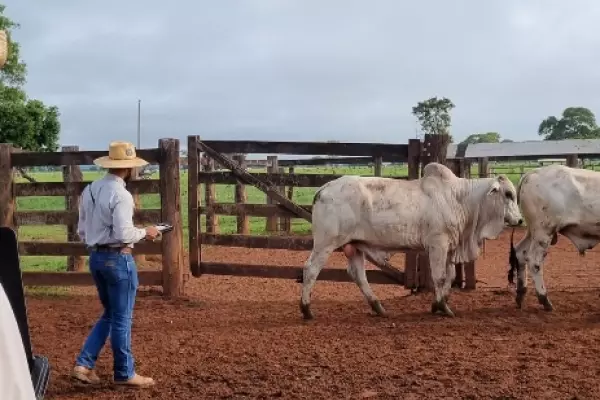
[200,233,417,254]
[15,209,161,226]
[159,138,185,297]
[22,270,162,287]
[198,171,409,187]
[203,157,219,233]
[11,148,161,167]
[374,156,383,177]
[405,139,421,290]
[566,154,579,168]
[131,166,145,266]
[200,262,404,285]
[198,141,313,222]
[464,153,600,162]
[277,156,376,166]
[421,133,450,167]
[478,157,489,178]
[62,145,85,272]
[15,179,160,197]
[200,203,311,218]
[188,135,201,278]
[18,241,162,256]
[202,233,315,250]
[200,140,409,159]
[266,156,279,232]
[282,166,294,233]
[0,144,15,228]
[233,154,249,234]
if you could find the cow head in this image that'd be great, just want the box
[478,175,523,240]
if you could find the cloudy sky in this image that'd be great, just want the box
[4,0,600,150]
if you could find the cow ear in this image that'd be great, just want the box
[487,181,500,195]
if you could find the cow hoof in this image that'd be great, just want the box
[515,297,523,309]
[431,302,439,314]
[537,294,553,312]
[431,301,455,317]
[370,300,388,317]
[516,287,527,309]
[300,303,314,320]
[441,304,456,318]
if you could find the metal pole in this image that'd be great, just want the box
[137,99,141,148]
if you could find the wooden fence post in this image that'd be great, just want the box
[418,134,451,290]
[478,157,489,178]
[0,144,14,229]
[159,138,185,297]
[131,166,145,266]
[281,166,295,234]
[566,154,579,168]
[446,157,469,289]
[404,139,421,290]
[373,156,383,177]
[62,145,85,272]
[266,155,279,232]
[188,136,201,277]
[204,157,219,233]
[233,154,249,234]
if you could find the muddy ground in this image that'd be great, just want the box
[27,229,600,399]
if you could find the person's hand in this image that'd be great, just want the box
[144,226,160,241]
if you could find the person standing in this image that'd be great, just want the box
[71,141,160,388]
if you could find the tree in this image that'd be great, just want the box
[0,4,61,181]
[538,107,600,140]
[460,132,501,145]
[412,96,455,142]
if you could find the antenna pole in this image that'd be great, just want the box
[137,99,141,148]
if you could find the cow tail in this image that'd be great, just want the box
[507,171,529,285]
[508,227,518,285]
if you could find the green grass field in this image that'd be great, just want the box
[16,162,538,274]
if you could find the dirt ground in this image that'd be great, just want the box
[27,229,600,399]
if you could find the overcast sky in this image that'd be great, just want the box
[4,0,600,151]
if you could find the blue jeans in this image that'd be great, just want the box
[75,251,139,381]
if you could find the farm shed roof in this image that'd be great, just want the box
[451,139,600,160]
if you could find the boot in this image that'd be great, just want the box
[72,365,101,385]
[114,373,155,388]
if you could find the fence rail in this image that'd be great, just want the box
[187,135,457,292]
[5,136,600,298]
[0,139,185,296]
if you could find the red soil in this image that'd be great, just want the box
[27,229,600,399]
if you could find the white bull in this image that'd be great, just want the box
[508,164,600,311]
[300,162,523,319]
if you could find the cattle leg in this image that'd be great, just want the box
[513,232,531,309]
[526,234,553,312]
[442,261,456,304]
[427,241,454,317]
[299,245,336,320]
[347,249,387,317]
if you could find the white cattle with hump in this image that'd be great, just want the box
[508,164,600,311]
[300,162,523,319]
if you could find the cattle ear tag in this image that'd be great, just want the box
[487,181,500,195]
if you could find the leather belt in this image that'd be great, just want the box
[89,245,132,254]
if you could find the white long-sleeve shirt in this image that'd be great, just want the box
[0,283,36,400]
[77,174,147,247]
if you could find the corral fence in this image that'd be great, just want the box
[187,134,476,292]
[0,139,185,296]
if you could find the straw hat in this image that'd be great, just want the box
[0,30,8,68]
[93,141,148,169]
